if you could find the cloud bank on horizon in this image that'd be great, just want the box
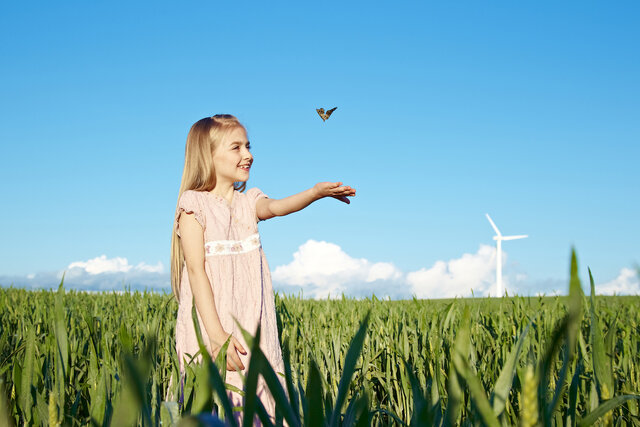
[1,240,638,298]
[5,256,170,292]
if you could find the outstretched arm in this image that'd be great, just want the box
[256,181,356,221]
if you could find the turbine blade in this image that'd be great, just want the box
[502,235,528,240]
[485,213,502,236]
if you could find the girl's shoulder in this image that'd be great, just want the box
[244,187,269,202]
[180,189,205,197]
[179,188,267,210]
[178,189,205,205]
[243,188,269,210]
[181,190,223,204]
[177,190,205,212]
[178,190,225,214]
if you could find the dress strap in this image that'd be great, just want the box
[204,233,261,256]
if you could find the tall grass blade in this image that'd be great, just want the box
[125,352,153,426]
[282,341,301,425]
[210,338,235,424]
[490,322,530,416]
[543,249,583,424]
[537,315,568,426]
[239,325,299,427]
[54,280,68,419]
[451,307,499,427]
[110,365,142,426]
[567,359,583,427]
[160,401,180,427]
[192,357,214,415]
[442,302,456,332]
[242,325,262,427]
[342,390,369,427]
[402,359,431,426]
[19,325,35,423]
[589,268,614,399]
[0,379,14,427]
[444,349,462,426]
[305,359,324,427]
[577,394,640,426]
[329,311,370,427]
[89,368,107,424]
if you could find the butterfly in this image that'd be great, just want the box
[316,107,337,122]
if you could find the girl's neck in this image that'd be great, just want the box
[209,182,236,204]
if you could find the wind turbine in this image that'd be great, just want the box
[485,214,528,297]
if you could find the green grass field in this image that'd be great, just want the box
[1,252,640,426]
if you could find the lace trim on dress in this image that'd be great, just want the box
[204,233,261,256]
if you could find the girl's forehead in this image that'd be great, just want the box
[221,127,248,144]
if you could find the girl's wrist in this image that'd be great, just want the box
[210,331,230,348]
[310,185,322,201]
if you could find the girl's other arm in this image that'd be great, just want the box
[178,212,247,370]
[255,181,356,221]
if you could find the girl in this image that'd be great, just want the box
[170,114,356,423]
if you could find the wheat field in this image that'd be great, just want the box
[1,251,639,426]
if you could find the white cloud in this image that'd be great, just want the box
[272,240,514,299]
[272,240,364,286]
[406,244,497,299]
[272,240,403,298]
[367,262,402,282]
[596,268,640,295]
[67,255,164,276]
[135,261,164,274]
[68,255,132,275]
[0,255,168,292]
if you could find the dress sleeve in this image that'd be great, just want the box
[246,187,269,222]
[175,191,205,237]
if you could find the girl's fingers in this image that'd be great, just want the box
[228,361,243,371]
[232,337,247,354]
[227,350,245,371]
[319,182,355,199]
[334,187,355,196]
[223,336,246,371]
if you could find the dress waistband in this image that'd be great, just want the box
[204,233,261,256]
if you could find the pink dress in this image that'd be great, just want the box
[174,188,284,422]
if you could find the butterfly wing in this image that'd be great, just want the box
[325,107,337,119]
[316,108,327,121]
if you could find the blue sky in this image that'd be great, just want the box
[1,1,638,297]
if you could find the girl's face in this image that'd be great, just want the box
[212,127,253,186]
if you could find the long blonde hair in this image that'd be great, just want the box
[170,114,247,300]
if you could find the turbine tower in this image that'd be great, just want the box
[485,214,528,297]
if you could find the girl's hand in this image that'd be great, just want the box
[211,333,247,371]
[313,182,356,204]
[225,335,247,371]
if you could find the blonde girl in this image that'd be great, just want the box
[170,114,356,423]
